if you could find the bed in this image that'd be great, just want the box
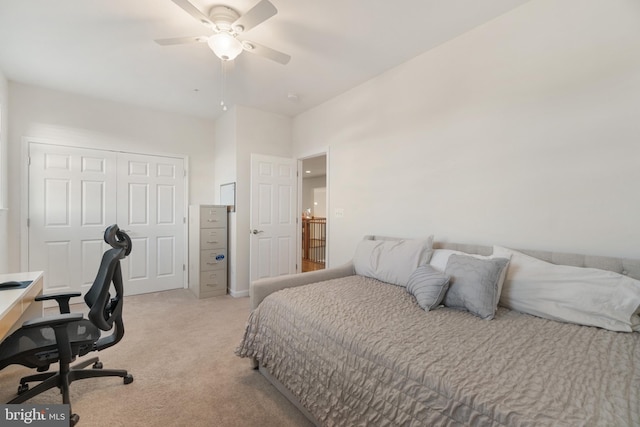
[236,237,640,426]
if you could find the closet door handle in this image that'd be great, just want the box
[251,229,264,235]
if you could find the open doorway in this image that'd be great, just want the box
[301,155,327,272]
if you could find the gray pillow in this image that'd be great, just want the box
[353,237,433,287]
[443,254,510,320]
[406,265,450,311]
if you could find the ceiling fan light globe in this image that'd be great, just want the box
[208,33,243,61]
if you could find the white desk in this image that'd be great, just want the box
[0,271,44,340]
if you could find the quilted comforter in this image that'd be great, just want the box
[236,275,640,426]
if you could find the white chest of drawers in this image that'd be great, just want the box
[188,205,228,298]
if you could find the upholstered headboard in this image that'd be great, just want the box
[363,236,640,281]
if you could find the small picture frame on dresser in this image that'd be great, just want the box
[220,182,236,212]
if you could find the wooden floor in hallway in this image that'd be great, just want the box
[302,260,324,272]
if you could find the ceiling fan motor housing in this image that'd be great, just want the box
[209,5,241,32]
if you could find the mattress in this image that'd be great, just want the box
[236,275,640,426]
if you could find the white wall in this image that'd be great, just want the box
[292,0,640,265]
[212,108,238,294]
[0,70,9,272]
[209,105,292,296]
[5,82,291,293]
[212,108,238,197]
[302,176,326,215]
[313,187,327,218]
[232,105,292,296]
[7,82,217,272]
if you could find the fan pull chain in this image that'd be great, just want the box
[220,60,228,111]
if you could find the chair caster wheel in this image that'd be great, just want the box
[70,413,79,426]
[93,361,103,369]
[17,383,29,394]
[124,374,134,385]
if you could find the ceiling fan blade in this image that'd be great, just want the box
[241,40,290,65]
[171,0,214,27]
[155,36,208,46]
[233,0,277,33]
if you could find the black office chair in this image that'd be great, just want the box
[0,224,134,426]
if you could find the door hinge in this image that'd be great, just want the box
[183,264,186,271]
[183,217,186,224]
[27,218,30,227]
[27,156,31,166]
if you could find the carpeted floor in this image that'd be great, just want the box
[0,289,314,426]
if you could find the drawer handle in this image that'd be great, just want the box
[206,241,218,244]
[206,262,218,265]
[207,219,218,222]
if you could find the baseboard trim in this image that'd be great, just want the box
[229,289,249,298]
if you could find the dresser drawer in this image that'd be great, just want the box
[200,228,226,250]
[200,206,227,229]
[200,249,227,271]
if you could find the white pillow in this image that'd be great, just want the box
[429,249,462,272]
[430,249,511,297]
[353,237,433,287]
[493,246,640,332]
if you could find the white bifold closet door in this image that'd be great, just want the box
[116,151,185,294]
[28,142,185,297]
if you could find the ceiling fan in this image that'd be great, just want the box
[156,0,291,65]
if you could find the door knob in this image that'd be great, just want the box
[251,229,264,235]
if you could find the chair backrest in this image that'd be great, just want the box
[83,224,132,351]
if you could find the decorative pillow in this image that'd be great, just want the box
[406,265,450,311]
[429,249,464,272]
[353,237,433,287]
[493,246,640,332]
[443,254,510,320]
[430,249,512,297]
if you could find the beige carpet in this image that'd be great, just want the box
[0,290,314,427]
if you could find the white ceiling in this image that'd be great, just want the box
[0,0,531,121]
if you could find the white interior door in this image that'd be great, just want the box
[117,152,186,295]
[250,154,297,283]
[28,143,117,295]
[28,143,186,297]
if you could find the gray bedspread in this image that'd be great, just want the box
[236,275,640,426]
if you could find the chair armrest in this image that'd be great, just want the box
[22,313,84,363]
[35,292,82,314]
[250,261,355,310]
[22,313,84,329]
